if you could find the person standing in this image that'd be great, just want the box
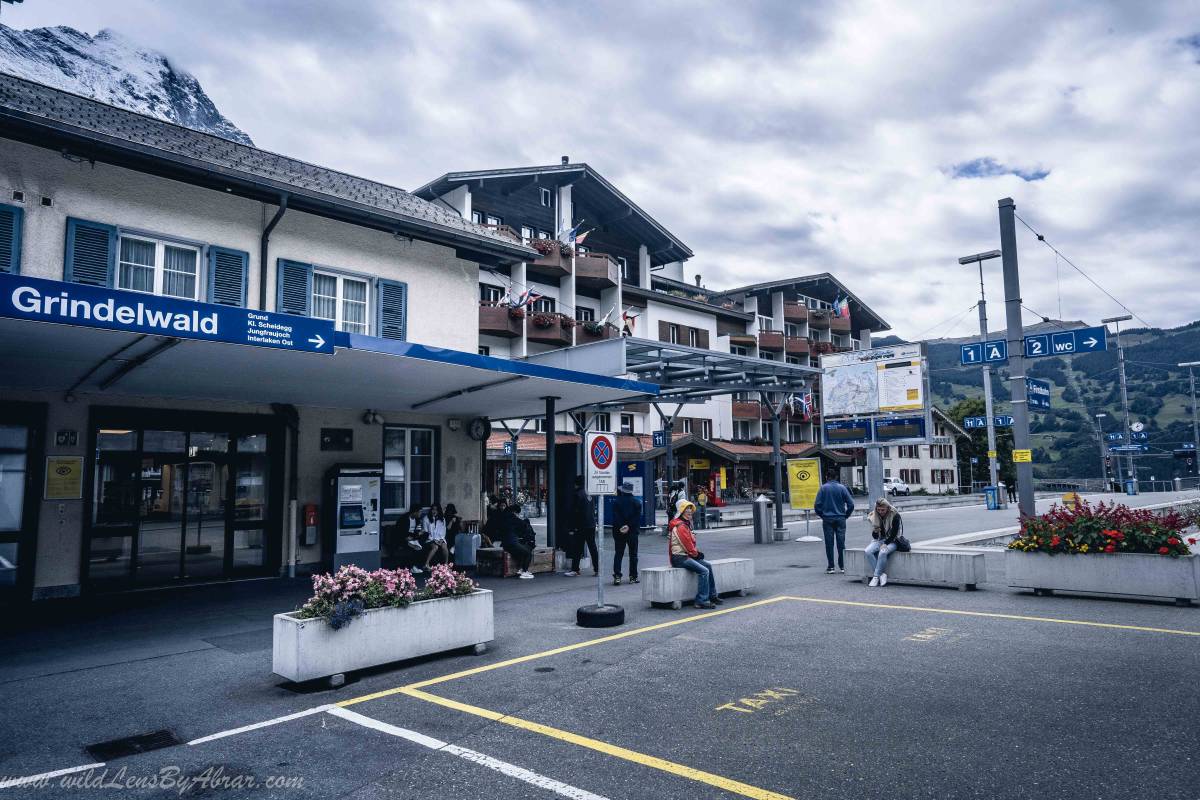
[566,475,598,577]
[667,500,720,608]
[1006,479,1017,504]
[814,473,855,574]
[864,497,903,587]
[611,481,642,585]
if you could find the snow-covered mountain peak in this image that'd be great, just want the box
[0,23,253,145]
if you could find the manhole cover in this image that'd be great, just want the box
[86,729,181,761]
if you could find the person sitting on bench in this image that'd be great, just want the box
[422,503,450,569]
[499,501,535,580]
[667,500,720,609]
[864,497,903,587]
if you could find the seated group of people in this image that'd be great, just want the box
[385,503,462,574]
[481,495,539,579]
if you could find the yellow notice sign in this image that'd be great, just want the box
[787,458,822,510]
[987,450,997,459]
[719,468,727,489]
[1012,449,1032,463]
[44,456,84,500]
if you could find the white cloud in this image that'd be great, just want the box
[6,0,1198,337]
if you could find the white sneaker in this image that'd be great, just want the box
[410,566,424,575]
[563,570,579,577]
[519,571,535,580]
[868,576,880,587]
[879,573,888,587]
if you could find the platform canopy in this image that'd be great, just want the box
[0,318,657,420]
[524,336,820,406]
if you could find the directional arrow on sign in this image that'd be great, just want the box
[309,334,326,349]
[1082,336,1098,349]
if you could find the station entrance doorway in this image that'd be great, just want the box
[84,408,283,591]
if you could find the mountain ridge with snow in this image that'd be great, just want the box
[0,24,252,145]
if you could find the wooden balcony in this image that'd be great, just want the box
[783,301,808,323]
[574,252,620,290]
[831,315,851,333]
[526,314,572,346]
[808,311,831,329]
[577,321,618,341]
[785,336,810,355]
[478,304,523,338]
[757,331,785,351]
[729,333,756,348]
[732,401,761,419]
[811,341,835,355]
[526,242,570,281]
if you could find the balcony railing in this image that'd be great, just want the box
[732,401,761,419]
[526,240,571,280]
[785,336,810,355]
[808,311,831,329]
[757,330,785,350]
[577,320,618,341]
[526,313,573,346]
[478,304,523,338]
[811,341,835,355]
[729,333,756,348]
[831,315,851,333]
[783,301,808,323]
[574,252,620,290]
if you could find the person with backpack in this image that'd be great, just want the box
[565,475,598,577]
[667,500,720,609]
[864,497,907,587]
[610,481,642,585]
[814,473,855,574]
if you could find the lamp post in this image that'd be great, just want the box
[1179,361,1200,478]
[1102,315,1135,492]
[1095,413,1108,491]
[958,249,1003,506]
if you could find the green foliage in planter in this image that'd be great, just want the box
[1008,501,1197,556]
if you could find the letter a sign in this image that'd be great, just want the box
[586,431,618,495]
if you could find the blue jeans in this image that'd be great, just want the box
[671,555,717,604]
[865,539,897,577]
[822,518,847,569]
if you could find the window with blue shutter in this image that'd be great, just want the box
[276,259,312,316]
[64,217,117,286]
[377,279,407,340]
[207,246,249,307]
[0,203,22,274]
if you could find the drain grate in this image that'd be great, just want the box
[534,667,556,673]
[86,729,181,761]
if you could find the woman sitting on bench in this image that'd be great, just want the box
[667,500,720,609]
[422,504,451,569]
[864,497,903,587]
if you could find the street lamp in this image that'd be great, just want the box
[959,249,1003,505]
[1102,315,1135,492]
[1095,413,1108,491]
[1179,361,1200,479]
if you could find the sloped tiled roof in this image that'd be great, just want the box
[0,72,534,263]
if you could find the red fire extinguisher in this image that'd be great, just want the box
[303,503,318,546]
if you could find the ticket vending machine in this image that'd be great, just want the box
[323,464,383,571]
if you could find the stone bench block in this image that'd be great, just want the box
[845,548,985,591]
[642,557,755,609]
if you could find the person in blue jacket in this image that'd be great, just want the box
[813,473,855,574]
[610,481,643,585]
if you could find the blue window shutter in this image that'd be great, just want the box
[276,259,312,316]
[207,246,249,306]
[0,203,23,274]
[377,279,407,340]
[64,217,117,286]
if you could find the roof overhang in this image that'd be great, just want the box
[718,273,891,333]
[621,285,754,323]
[415,163,692,266]
[0,319,656,419]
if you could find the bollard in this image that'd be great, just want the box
[752,494,773,544]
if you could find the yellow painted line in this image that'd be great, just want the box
[781,596,1200,637]
[337,595,792,707]
[402,687,794,800]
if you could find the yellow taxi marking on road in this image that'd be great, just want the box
[782,596,1200,636]
[401,687,794,800]
[904,626,954,643]
[716,688,802,714]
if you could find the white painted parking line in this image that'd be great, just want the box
[0,762,106,789]
[188,704,334,745]
[328,707,611,800]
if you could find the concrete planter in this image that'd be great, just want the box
[1006,552,1199,605]
[272,589,494,683]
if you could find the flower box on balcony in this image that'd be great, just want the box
[479,305,523,337]
[580,321,611,339]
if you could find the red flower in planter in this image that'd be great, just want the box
[1189,538,1197,546]
[1050,535,1062,548]
[1167,537,1180,546]
[1104,543,1116,553]
[1158,546,1169,555]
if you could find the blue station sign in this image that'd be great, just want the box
[0,273,335,354]
[873,415,927,442]
[960,339,1008,366]
[1023,326,1107,359]
[502,440,515,456]
[652,430,666,448]
[963,415,1015,429]
[1105,432,1125,442]
[824,418,873,446]
[1110,444,1149,453]
[1026,377,1052,410]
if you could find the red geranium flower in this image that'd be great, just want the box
[1167,537,1180,546]
[1104,543,1116,553]
[1050,535,1062,547]
[1189,538,1198,546]
[1158,546,1169,555]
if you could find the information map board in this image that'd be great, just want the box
[819,343,932,450]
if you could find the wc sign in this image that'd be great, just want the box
[585,431,617,495]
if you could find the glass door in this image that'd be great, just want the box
[231,433,269,571]
[0,411,42,600]
[182,432,230,581]
[134,430,188,586]
[89,428,140,587]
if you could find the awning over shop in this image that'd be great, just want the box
[0,318,657,419]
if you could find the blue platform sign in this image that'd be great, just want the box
[963,416,986,429]
[1105,432,1125,442]
[824,418,873,446]
[0,273,335,354]
[502,440,514,457]
[1130,431,1149,442]
[966,415,1015,429]
[960,339,1008,366]
[994,415,1014,427]
[1110,444,1149,453]
[652,430,666,448]
[1023,326,1107,359]
[1026,377,1052,409]
[873,415,927,442]
[970,457,979,464]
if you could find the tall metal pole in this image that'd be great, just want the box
[975,262,1001,496]
[762,392,786,534]
[1095,413,1108,491]
[544,396,557,549]
[997,198,1035,518]
[1179,362,1200,477]
[1105,316,1135,491]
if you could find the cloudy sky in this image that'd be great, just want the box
[6,0,1199,339]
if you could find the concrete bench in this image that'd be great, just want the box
[844,548,985,591]
[642,557,755,609]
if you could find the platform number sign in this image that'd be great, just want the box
[586,431,618,495]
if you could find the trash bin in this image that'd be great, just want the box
[1174,477,1183,492]
[984,486,1000,510]
[1124,479,1138,496]
[752,494,773,544]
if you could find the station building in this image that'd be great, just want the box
[0,75,652,602]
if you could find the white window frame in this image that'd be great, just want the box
[576,306,595,322]
[688,329,700,348]
[730,345,748,356]
[520,225,533,243]
[116,233,202,301]
[533,297,556,314]
[700,419,712,439]
[620,413,634,434]
[734,420,752,441]
[480,284,505,305]
[540,188,553,207]
[471,211,483,225]
[757,314,774,332]
[312,269,371,335]
[668,324,680,344]
[478,345,490,356]
[593,413,611,433]
[617,256,629,281]
[382,425,437,515]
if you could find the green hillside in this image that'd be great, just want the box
[878,321,1200,483]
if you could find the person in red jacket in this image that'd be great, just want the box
[667,500,720,609]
